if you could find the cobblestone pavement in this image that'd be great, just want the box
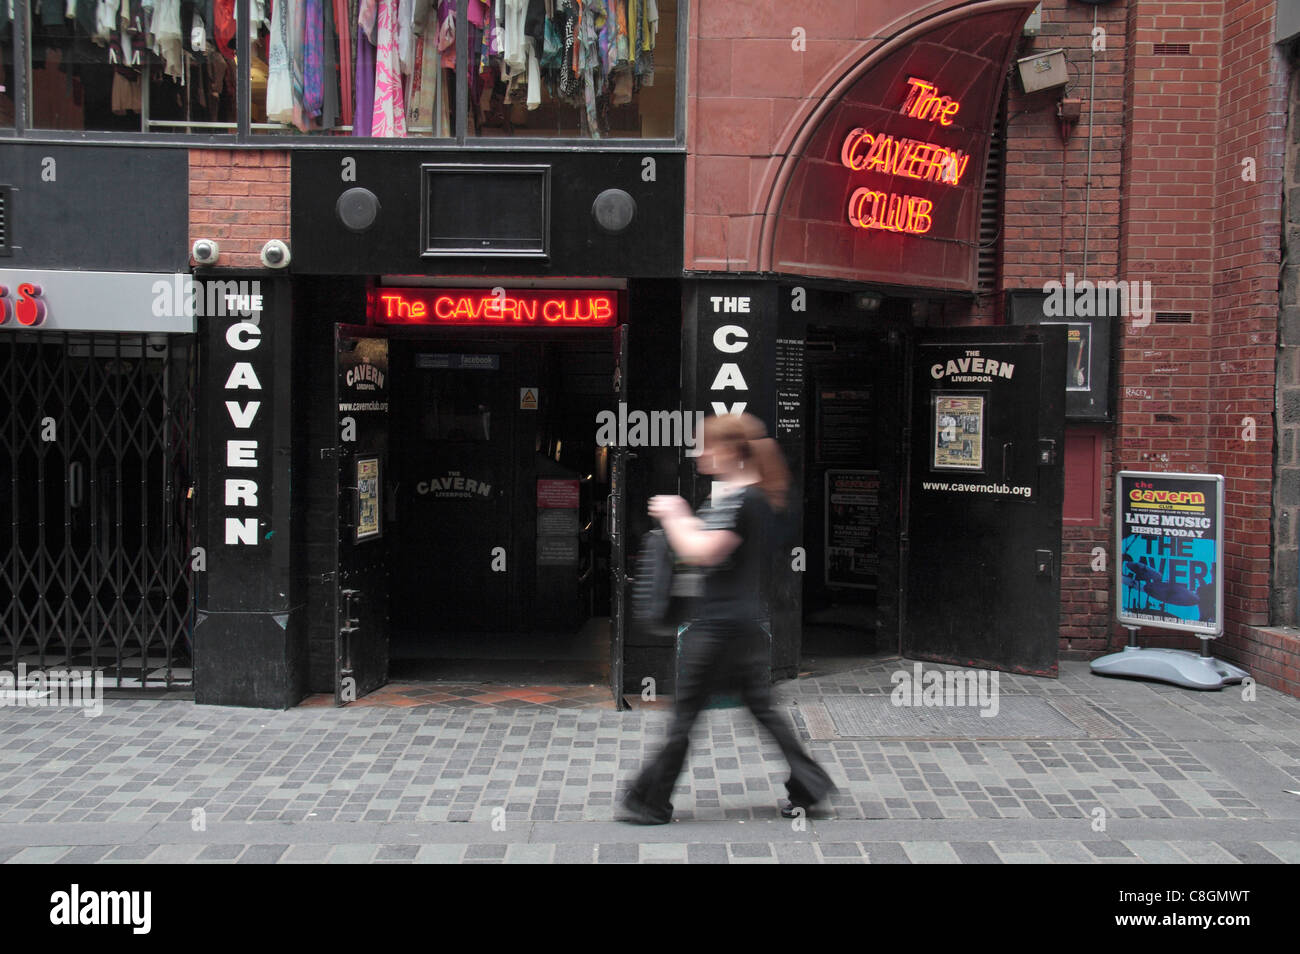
[1,659,1297,863]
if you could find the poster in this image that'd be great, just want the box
[355,457,381,541]
[825,470,879,588]
[1117,471,1223,636]
[1043,322,1091,391]
[817,388,872,461]
[932,393,985,471]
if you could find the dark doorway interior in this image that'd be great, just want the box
[385,332,615,683]
[800,324,902,666]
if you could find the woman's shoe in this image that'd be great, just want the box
[779,797,816,818]
[619,792,673,825]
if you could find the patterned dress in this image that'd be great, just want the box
[370,0,407,136]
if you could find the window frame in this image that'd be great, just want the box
[1,0,687,148]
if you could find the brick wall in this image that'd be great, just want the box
[189,150,291,269]
[685,0,1036,274]
[1000,0,1128,655]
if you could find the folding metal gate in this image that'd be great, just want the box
[0,332,197,689]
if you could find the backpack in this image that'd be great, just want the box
[630,529,675,626]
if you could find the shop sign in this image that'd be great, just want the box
[416,472,493,499]
[840,77,970,235]
[220,318,265,546]
[0,282,47,326]
[1117,471,1223,636]
[373,288,617,327]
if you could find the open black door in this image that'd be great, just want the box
[608,323,629,709]
[335,326,390,703]
[902,325,1065,676]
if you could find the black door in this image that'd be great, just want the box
[902,326,1065,676]
[335,326,390,703]
[390,342,517,634]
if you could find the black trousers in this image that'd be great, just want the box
[627,619,834,815]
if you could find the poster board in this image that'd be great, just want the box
[825,469,879,589]
[1116,471,1223,636]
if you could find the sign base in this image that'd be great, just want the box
[1090,646,1249,691]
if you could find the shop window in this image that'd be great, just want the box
[253,0,675,138]
[26,0,237,133]
[464,0,676,139]
[1,11,13,126]
[1063,426,1103,526]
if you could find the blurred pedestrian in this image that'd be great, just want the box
[620,413,835,824]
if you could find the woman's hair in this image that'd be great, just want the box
[700,413,791,512]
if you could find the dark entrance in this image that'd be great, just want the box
[902,325,1066,676]
[800,325,905,662]
[385,330,617,684]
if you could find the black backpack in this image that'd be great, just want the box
[630,529,675,626]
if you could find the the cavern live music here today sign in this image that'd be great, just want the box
[1117,471,1224,636]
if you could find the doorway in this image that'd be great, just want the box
[385,331,616,683]
[800,324,904,666]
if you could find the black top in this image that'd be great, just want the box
[695,484,771,621]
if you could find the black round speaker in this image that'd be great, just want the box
[336,187,381,232]
[591,188,636,234]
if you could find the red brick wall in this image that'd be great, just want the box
[999,0,1128,655]
[685,0,1037,274]
[188,150,291,270]
[1206,0,1288,691]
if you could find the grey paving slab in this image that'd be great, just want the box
[0,661,1297,862]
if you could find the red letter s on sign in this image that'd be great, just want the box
[14,284,46,326]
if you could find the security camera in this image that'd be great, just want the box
[260,239,291,269]
[192,238,220,265]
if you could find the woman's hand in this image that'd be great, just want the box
[648,495,692,523]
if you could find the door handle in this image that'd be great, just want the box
[606,493,617,543]
[1002,442,1012,479]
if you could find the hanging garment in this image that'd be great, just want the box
[352,23,376,133]
[265,0,294,122]
[407,0,447,135]
[111,69,142,113]
[358,0,377,42]
[332,0,353,125]
[212,0,233,50]
[320,0,339,128]
[370,0,406,136]
[152,0,184,79]
[303,0,324,117]
[437,0,454,69]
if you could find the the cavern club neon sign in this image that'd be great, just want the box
[0,283,48,326]
[840,77,971,236]
[373,289,617,327]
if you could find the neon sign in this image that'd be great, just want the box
[374,289,617,327]
[0,283,48,326]
[841,77,968,236]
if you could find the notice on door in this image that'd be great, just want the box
[537,478,580,566]
[932,393,985,471]
[825,469,879,589]
[1117,471,1223,636]
[355,457,381,541]
[775,338,805,438]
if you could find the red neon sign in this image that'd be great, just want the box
[839,76,970,236]
[374,289,617,327]
[0,283,48,326]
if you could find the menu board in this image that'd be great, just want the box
[775,337,805,438]
[825,469,879,589]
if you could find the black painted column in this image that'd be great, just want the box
[193,276,305,708]
[681,279,800,678]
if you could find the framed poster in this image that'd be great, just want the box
[931,393,985,471]
[355,457,382,542]
[1116,471,1223,636]
[824,469,880,589]
[1045,322,1091,391]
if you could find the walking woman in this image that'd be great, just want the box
[621,413,835,824]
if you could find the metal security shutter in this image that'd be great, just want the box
[977,102,1006,296]
[0,187,10,257]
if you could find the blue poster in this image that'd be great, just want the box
[1116,472,1223,636]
